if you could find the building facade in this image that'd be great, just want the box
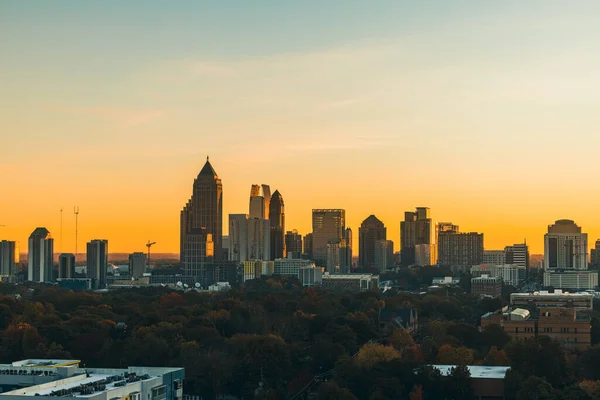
[320,273,379,291]
[285,230,303,258]
[299,265,323,287]
[180,157,223,263]
[0,240,17,277]
[510,291,593,311]
[471,275,502,298]
[182,229,214,283]
[415,244,436,267]
[544,219,588,270]
[437,229,484,270]
[591,239,600,271]
[374,240,394,272]
[228,214,248,262]
[471,264,523,287]
[86,239,108,289]
[128,252,147,279]
[543,270,598,290]
[400,207,433,266]
[274,258,314,276]
[483,250,506,266]
[247,218,270,261]
[58,253,75,279]
[303,233,313,259]
[358,215,387,269]
[28,228,54,283]
[312,209,345,266]
[326,239,349,273]
[269,190,285,260]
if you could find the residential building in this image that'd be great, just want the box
[483,250,506,266]
[269,190,285,260]
[58,253,75,279]
[28,228,54,283]
[303,233,313,259]
[374,240,394,272]
[249,184,271,219]
[358,215,387,269]
[312,209,345,266]
[284,230,302,258]
[181,157,223,262]
[242,260,273,282]
[181,228,214,284]
[128,252,147,279]
[0,240,17,276]
[415,244,436,267]
[591,239,600,271]
[298,265,323,287]
[510,291,593,311]
[505,242,529,271]
[471,264,523,287]
[400,207,433,266]
[320,273,379,291]
[543,270,598,290]
[228,214,248,262]
[86,240,108,289]
[544,219,588,270]
[274,258,314,276]
[437,228,484,270]
[0,359,184,400]
[247,218,270,261]
[471,275,502,298]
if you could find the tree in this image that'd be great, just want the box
[317,382,358,400]
[579,380,600,400]
[577,345,600,380]
[516,376,556,400]
[388,328,415,354]
[447,364,473,400]
[355,343,401,369]
[436,345,474,365]
[483,346,509,366]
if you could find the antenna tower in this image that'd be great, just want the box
[74,207,80,257]
[60,208,63,253]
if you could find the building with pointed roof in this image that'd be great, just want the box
[359,215,387,269]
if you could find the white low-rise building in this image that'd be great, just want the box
[274,258,314,277]
[543,270,598,290]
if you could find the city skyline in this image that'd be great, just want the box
[4,1,600,254]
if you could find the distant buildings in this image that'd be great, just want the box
[590,239,600,271]
[415,244,436,267]
[510,290,593,311]
[298,265,323,287]
[242,260,273,282]
[312,209,345,266]
[269,190,285,260]
[400,207,433,266]
[86,239,108,289]
[358,215,387,269]
[544,219,588,270]
[247,218,270,261]
[0,240,17,277]
[374,240,394,272]
[471,275,502,298]
[483,250,506,266]
[181,157,223,264]
[249,184,271,219]
[303,233,313,259]
[274,258,314,277]
[471,264,523,287]
[129,252,147,279]
[437,224,483,270]
[543,270,598,290]
[285,230,303,258]
[229,214,249,262]
[28,227,54,283]
[181,228,214,282]
[58,253,75,279]
[326,239,350,273]
[321,273,379,292]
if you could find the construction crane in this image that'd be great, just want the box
[146,241,156,269]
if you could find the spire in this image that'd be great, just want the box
[198,157,217,177]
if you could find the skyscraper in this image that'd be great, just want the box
[505,242,529,275]
[229,214,249,262]
[437,226,483,270]
[374,240,394,272]
[129,252,147,279]
[345,228,353,268]
[58,253,75,279]
[249,184,271,219]
[269,190,285,260]
[326,239,348,273]
[0,240,17,276]
[303,233,313,259]
[544,220,588,270]
[28,227,54,282]
[359,215,387,269]
[181,157,223,263]
[182,228,214,282]
[248,218,270,260]
[86,239,108,288]
[312,209,345,266]
[400,207,433,266]
[285,230,303,258]
[591,239,600,272]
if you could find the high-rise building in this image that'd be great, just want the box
[415,244,436,266]
[326,239,348,273]
[400,207,433,266]
[483,250,506,266]
[86,239,108,288]
[269,190,285,260]
[345,228,353,268]
[182,228,214,282]
[304,233,313,259]
[0,240,17,276]
[312,209,345,266]
[505,242,529,275]
[358,215,387,269]
[249,184,271,219]
[285,230,303,258]
[437,226,484,270]
[28,228,54,282]
[247,218,270,261]
[591,239,600,271]
[374,240,394,272]
[58,253,75,279]
[544,220,588,270]
[181,157,223,263]
[229,214,249,262]
[129,252,147,279]
[221,235,230,261]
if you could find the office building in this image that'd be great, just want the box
[180,157,223,263]
[437,228,484,270]
[182,228,214,283]
[0,359,184,400]
[326,239,349,273]
[358,215,387,269]
[400,207,433,266]
[312,209,345,266]
[415,244,436,267]
[86,240,108,289]
[505,242,529,271]
[128,252,147,279]
[274,258,314,276]
[345,228,353,268]
[228,214,248,262]
[320,273,379,292]
[58,253,75,279]
[543,270,598,290]
[247,218,270,261]
[471,275,502,298]
[242,260,273,282]
[483,250,506,266]
[249,184,271,219]
[285,230,302,259]
[0,240,17,276]
[303,233,313,259]
[269,190,285,260]
[28,228,54,283]
[510,290,593,311]
[591,239,600,271]
[544,219,588,270]
[471,264,523,287]
[299,265,323,287]
[221,235,230,261]
[374,240,394,272]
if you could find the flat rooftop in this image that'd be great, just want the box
[6,360,80,368]
[322,274,377,280]
[512,291,592,297]
[432,365,510,379]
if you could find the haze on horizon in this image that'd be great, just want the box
[2,0,600,255]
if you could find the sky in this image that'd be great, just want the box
[2,0,600,255]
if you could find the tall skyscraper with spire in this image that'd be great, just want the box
[181,157,223,267]
[269,190,285,260]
